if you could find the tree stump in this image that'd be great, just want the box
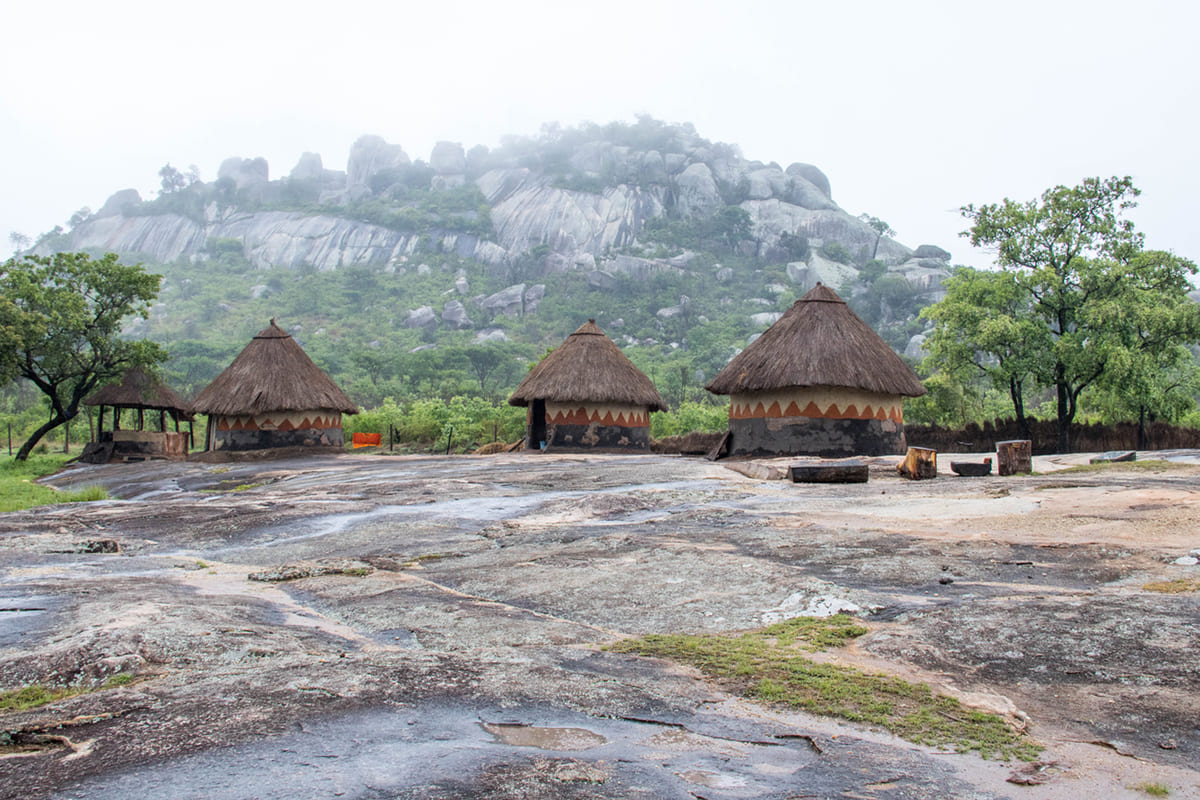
[997,439,1033,475]
[788,460,869,483]
[897,447,937,480]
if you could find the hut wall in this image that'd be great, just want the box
[536,401,651,451]
[728,387,907,457]
[211,411,344,451]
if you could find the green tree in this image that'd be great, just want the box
[0,252,167,460]
[921,267,1050,436]
[858,214,896,260]
[1084,250,1200,446]
[957,176,1198,451]
[158,163,186,195]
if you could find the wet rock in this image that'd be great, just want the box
[403,306,437,329]
[1173,556,1199,566]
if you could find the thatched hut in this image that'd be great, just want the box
[81,368,194,462]
[190,320,358,451]
[509,320,667,451]
[706,283,926,457]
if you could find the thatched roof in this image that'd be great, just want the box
[509,320,668,411]
[84,368,192,418]
[190,320,359,416]
[706,283,927,397]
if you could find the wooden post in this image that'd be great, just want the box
[897,447,937,480]
[997,439,1033,475]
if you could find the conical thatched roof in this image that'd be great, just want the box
[84,367,192,417]
[706,283,926,397]
[509,320,668,411]
[190,320,359,416]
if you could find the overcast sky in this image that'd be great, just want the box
[2,0,1196,269]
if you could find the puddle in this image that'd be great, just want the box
[677,768,749,789]
[480,722,608,750]
[0,594,59,648]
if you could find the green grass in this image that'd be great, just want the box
[0,673,136,713]
[0,454,109,512]
[610,614,1040,761]
[1143,579,1200,594]
[1134,782,1171,797]
[1054,459,1175,474]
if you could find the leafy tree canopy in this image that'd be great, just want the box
[0,252,167,459]
[925,177,1200,451]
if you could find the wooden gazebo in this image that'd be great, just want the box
[81,368,194,463]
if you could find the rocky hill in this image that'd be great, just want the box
[47,119,948,285]
[28,118,952,406]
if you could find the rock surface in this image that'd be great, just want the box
[3,453,1198,798]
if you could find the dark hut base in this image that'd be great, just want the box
[726,416,906,458]
[529,423,650,452]
[211,428,345,451]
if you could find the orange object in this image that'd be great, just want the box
[352,432,382,448]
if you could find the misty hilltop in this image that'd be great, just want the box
[40,117,949,287]
[26,117,952,405]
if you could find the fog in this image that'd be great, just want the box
[2,0,1196,268]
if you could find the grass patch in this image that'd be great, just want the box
[609,614,1039,761]
[0,454,109,512]
[0,672,137,713]
[1053,460,1175,475]
[1143,579,1200,594]
[1134,782,1171,797]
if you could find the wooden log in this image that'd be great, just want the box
[951,457,992,477]
[897,447,937,480]
[997,439,1032,475]
[1089,450,1136,464]
[788,460,869,484]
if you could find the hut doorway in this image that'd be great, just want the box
[529,399,546,449]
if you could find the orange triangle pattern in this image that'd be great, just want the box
[215,413,341,431]
[730,398,903,423]
[546,406,650,428]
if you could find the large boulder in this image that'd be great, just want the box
[674,163,722,217]
[480,283,526,316]
[749,311,783,328]
[785,163,832,200]
[442,300,474,330]
[430,141,466,174]
[587,270,617,291]
[913,244,951,261]
[347,135,410,191]
[96,188,142,218]
[475,328,509,343]
[289,153,323,182]
[218,157,270,190]
[786,254,859,292]
[524,284,546,314]
[403,306,437,329]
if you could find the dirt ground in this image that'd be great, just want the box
[1,449,1198,799]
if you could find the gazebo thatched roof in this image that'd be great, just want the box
[84,367,193,419]
[706,283,927,397]
[190,320,359,416]
[509,320,668,411]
